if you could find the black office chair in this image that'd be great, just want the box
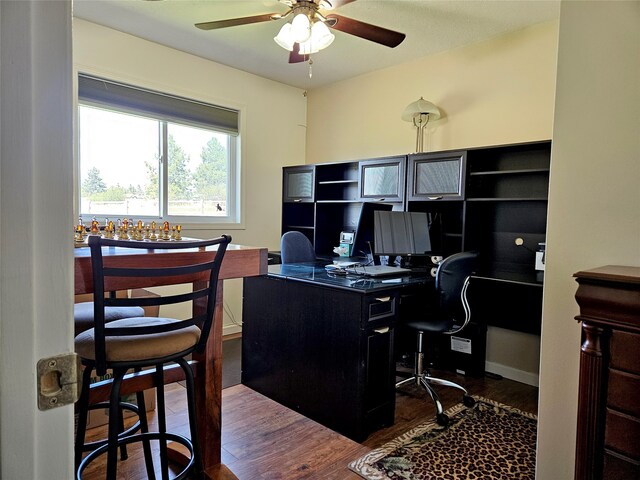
[396,251,480,426]
[74,234,230,479]
[280,231,316,263]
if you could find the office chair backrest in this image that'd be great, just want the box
[435,251,479,324]
[280,231,316,264]
[87,234,231,375]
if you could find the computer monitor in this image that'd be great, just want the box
[373,211,432,257]
[352,202,393,258]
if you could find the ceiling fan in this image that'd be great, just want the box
[195,0,406,64]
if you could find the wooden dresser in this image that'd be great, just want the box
[574,266,640,480]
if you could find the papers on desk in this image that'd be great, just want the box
[325,261,360,273]
[332,261,361,268]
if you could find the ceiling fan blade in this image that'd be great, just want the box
[319,0,357,10]
[195,13,277,31]
[320,0,358,10]
[289,44,308,64]
[326,14,406,48]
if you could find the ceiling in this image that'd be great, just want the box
[73,0,560,90]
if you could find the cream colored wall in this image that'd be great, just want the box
[307,21,558,163]
[306,21,560,382]
[73,19,306,332]
[537,2,640,477]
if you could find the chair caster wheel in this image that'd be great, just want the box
[463,395,476,407]
[436,413,449,426]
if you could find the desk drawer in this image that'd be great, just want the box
[364,294,397,326]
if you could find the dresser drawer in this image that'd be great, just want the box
[610,330,640,374]
[603,450,640,480]
[608,369,640,417]
[605,408,640,459]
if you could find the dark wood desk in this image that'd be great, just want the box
[242,263,430,441]
[74,242,268,479]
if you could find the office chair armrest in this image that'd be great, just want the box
[445,276,472,336]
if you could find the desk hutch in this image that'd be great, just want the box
[281,140,550,335]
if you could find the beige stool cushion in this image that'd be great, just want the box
[75,317,201,363]
[74,302,146,336]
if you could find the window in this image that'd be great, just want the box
[77,74,240,224]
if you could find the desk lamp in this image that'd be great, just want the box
[402,97,441,153]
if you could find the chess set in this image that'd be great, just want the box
[74,218,184,247]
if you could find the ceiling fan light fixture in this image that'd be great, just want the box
[299,21,335,55]
[274,23,296,51]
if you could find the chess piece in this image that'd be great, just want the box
[161,221,170,241]
[74,224,85,243]
[175,224,182,241]
[90,218,100,236]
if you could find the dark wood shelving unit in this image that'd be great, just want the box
[281,140,551,334]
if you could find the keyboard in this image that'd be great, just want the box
[360,265,411,277]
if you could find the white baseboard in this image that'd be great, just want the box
[223,324,242,337]
[485,361,539,387]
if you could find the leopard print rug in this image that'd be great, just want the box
[349,396,537,479]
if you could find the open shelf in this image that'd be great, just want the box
[469,168,550,176]
[467,197,549,202]
[318,180,358,185]
[284,225,315,230]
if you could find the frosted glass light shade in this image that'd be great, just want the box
[299,21,335,55]
[274,23,295,51]
[401,97,441,122]
[290,13,311,43]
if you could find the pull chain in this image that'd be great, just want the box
[308,58,313,78]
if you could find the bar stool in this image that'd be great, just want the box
[74,301,146,469]
[75,234,230,479]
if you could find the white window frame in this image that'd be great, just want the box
[76,74,242,228]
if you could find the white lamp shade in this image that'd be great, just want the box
[290,13,311,43]
[274,23,295,51]
[299,21,335,55]
[401,97,441,122]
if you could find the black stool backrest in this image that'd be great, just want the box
[88,235,231,375]
[435,251,479,325]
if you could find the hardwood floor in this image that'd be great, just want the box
[80,368,538,479]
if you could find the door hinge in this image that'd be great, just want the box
[37,353,81,410]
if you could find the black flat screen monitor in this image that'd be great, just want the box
[352,203,393,258]
[373,211,432,256]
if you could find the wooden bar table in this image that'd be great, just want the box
[74,242,268,479]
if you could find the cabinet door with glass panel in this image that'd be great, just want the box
[407,151,467,201]
[283,165,315,203]
[358,156,406,204]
